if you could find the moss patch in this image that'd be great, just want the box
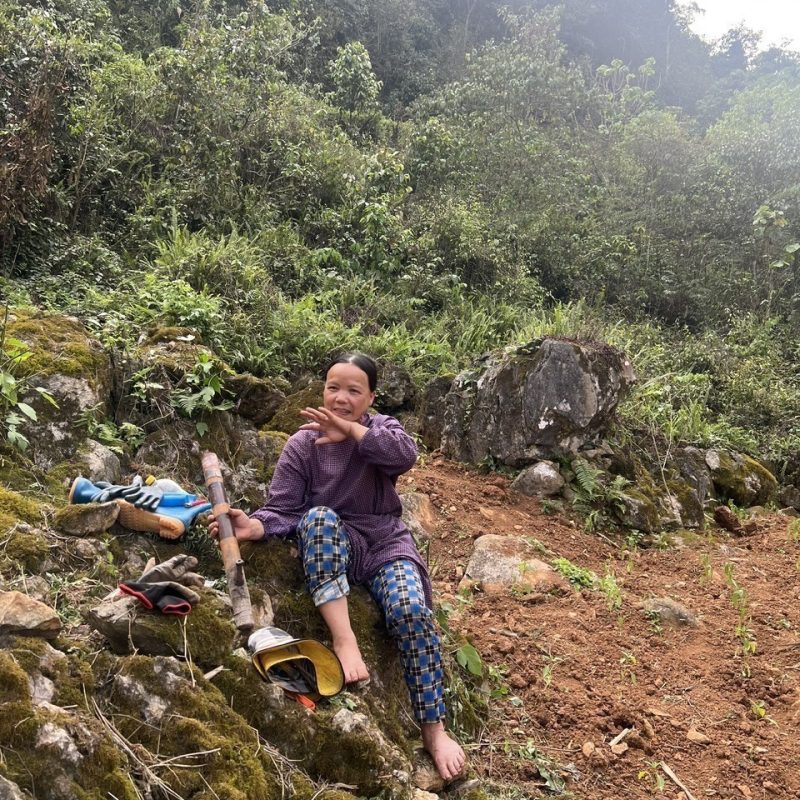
[5,528,50,571]
[113,655,283,800]
[264,381,324,435]
[0,647,135,799]
[5,310,108,380]
[0,485,44,524]
[124,589,237,666]
[257,430,290,481]
[709,450,777,507]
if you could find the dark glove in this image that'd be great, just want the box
[91,481,134,502]
[138,554,204,588]
[119,580,200,615]
[117,476,163,511]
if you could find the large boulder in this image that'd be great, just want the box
[442,338,634,467]
[706,449,777,507]
[418,375,454,451]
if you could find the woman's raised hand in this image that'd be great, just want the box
[299,406,352,445]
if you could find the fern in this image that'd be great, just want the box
[572,458,600,501]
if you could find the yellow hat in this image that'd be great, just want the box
[248,626,344,698]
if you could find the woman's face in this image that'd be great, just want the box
[323,362,375,422]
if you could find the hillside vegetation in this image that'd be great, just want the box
[2,0,800,464]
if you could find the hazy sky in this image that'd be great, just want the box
[680,1,800,51]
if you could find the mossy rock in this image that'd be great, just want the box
[143,325,201,345]
[111,655,284,800]
[614,488,661,533]
[0,649,137,800]
[0,446,39,493]
[257,430,290,483]
[4,309,108,381]
[242,539,416,749]
[665,479,705,528]
[225,372,289,426]
[263,381,324,435]
[5,636,95,708]
[707,449,777,507]
[4,528,50,572]
[87,585,236,667]
[0,486,45,525]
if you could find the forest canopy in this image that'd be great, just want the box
[2,0,799,463]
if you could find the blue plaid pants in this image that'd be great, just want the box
[297,506,446,723]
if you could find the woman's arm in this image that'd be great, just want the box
[357,415,418,476]
[249,435,311,539]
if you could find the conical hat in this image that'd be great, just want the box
[248,626,344,697]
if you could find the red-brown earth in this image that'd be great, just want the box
[398,457,800,800]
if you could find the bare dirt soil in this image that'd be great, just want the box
[398,458,800,800]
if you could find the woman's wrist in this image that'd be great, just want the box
[249,517,266,540]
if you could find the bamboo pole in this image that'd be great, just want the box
[201,451,254,634]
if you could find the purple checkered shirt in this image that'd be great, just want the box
[250,413,433,607]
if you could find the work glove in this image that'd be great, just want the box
[118,581,201,615]
[118,554,205,615]
[91,481,134,502]
[117,475,162,511]
[138,554,204,587]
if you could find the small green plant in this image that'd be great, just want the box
[724,562,757,677]
[598,568,623,611]
[80,407,145,454]
[0,310,58,450]
[504,739,566,793]
[645,608,663,635]
[171,352,234,435]
[539,498,563,516]
[570,457,631,531]
[637,760,666,791]
[619,650,638,684]
[454,642,483,677]
[749,699,777,725]
[552,556,597,588]
[699,551,713,585]
[788,519,800,543]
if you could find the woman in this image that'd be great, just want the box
[210,353,466,781]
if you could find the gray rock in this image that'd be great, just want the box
[113,673,170,724]
[9,575,50,603]
[400,492,437,546]
[24,375,107,471]
[442,338,634,467]
[779,485,800,510]
[377,363,416,411]
[511,460,565,497]
[461,535,569,595]
[0,775,28,800]
[0,591,61,639]
[36,723,82,767]
[614,490,660,533]
[78,440,121,483]
[87,592,236,663]
[641,597,699,628]
[672,447,714,503]
[53,502,119,537]
[418,375,454,451]
[705,449,777,506]
[412,747,444,792]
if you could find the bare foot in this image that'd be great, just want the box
[421,722,466,781]
[332,634,370,684]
